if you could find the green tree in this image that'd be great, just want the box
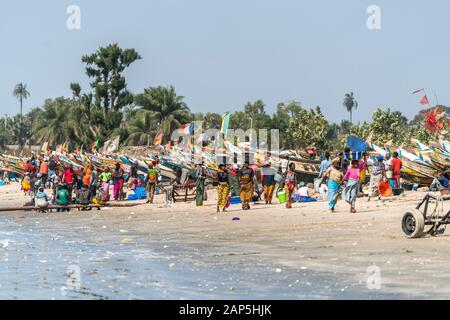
[134,85,190,141]
[272,101,302,149]
[343,92,358,124]
[287,106,330,150]
[82,43,141,115]
[13,82,30,116]
[32,98,77,148]
[121,108,158,146]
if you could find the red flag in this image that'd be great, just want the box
[412,89,424,94]
[420,95,429,105]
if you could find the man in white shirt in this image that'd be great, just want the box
[297,182,310,197]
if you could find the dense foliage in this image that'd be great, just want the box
[3,44,445,153]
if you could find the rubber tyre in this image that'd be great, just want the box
[402,210,425,238]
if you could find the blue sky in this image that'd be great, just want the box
[1,0,449,123]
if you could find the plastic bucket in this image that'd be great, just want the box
[277,191,287,203]
[230,196,241,205]
[378,181,393,197]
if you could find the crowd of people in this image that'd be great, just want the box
[194,150,404,214]
[14,154,162,212]
[2,149,406,214]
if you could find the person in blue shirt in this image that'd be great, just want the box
[319,152,332,178]
[35,186,50,212]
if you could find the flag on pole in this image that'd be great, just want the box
[420,95,429,105]
[154,132,163,145]
[221,112,231,136]
[91,139,100,153]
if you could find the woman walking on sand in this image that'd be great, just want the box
[284,162,297,209]
[112,162,124,201]
[323,158,343,213]
[239,161,254,210]
[368,155,386,201]
[216,164,230,212]
[343,160,362,213]
[99,166,112,202]
[195,161,207,207]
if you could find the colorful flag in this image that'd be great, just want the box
[221,112,231,136]
[91,140,100,153]
[412,89,424,94]
[154,132,163,145]
[420,95,429,105]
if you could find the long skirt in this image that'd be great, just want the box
[369,173,383,197]
[102,182,110,202]
[240,182,254,209]
[263,184,275,204]
[344,178,359,208]
[328,180,340,210]
[113,179,124,200]
[217,183,229,209]
[196,179,205,206]
[285,183,295,208]
[230,175,240,197]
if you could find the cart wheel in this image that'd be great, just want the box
[401,210,425,238]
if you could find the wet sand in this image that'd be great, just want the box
[0,184,449,299]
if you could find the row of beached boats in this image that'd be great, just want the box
[0,138,448,186]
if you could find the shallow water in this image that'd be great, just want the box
[0,212,402,300]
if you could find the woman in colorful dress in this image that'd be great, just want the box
[284,162,297,209]
[195,161,207,207]
[239,161,254,210]
[99,166,112,202]
[216,164,230,212]
[324,158,344,212]
[112,162,125,201]
[343,160,361,213]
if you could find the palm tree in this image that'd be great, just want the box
[121,108,158,146]
[343,92,358,124]
[13,83,30,116]
[134,86,190,140]
[32,98,76,147]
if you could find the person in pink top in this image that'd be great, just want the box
[343,160,361,213]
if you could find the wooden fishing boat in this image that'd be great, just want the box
[400,157,438,179]
[280,156,321,174]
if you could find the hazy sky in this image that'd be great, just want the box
[1,0,449,123]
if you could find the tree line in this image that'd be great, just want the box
[1,43,439,154]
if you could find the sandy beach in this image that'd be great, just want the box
[0,183,450,299]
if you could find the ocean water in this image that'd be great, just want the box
[0,212,402,300]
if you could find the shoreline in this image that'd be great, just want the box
[1,183,450,299]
